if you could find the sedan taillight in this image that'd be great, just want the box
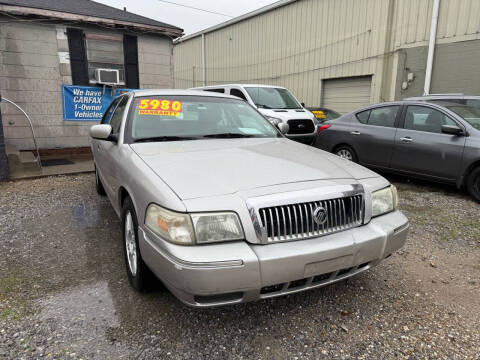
[318,124,331,134]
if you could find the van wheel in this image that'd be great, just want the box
[122,196,154,291]
[95,166,106,196]
[466,167,480,202]
[334,145,358,162]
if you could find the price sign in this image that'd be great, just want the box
[138,99,183,116]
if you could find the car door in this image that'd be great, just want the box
[390,105,467,181]
[99,96,130,199]
[348,105,401,168]
[92,97,121,189]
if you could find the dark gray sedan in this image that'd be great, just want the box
[314,101,480,202]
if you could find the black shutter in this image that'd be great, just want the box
[123,35,139,89]
[67,28,89,86]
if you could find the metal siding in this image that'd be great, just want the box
[322,76,372,114]
[174,0,480,103]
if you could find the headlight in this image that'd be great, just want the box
[371,185,398,217]
[191,212,244,244]
[145,204,244,245]
[145,204,195,245]
[267,117,282,126]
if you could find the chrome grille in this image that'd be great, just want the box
[258,195,363,242]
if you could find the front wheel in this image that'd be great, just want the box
[122,196,154,291]
[466,167,480,202]
[334,145,358,162]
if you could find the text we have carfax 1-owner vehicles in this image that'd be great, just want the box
[90,89,409,307]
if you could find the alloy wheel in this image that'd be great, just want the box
[336,149,353,161]
[124,211,137,276]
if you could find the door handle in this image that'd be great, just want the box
[400,137,413,143]
[350,131,361,135]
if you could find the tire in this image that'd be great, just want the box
[466,167,480,203]
[334,145,358,162]
[122,196,155,291]
[95,166,106,196]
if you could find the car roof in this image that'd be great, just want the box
[130,89,240,99]
[405,94,480,100]
[193,84,287,90]
[350,100,459,113]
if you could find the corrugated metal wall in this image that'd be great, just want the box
[174,0,480,105]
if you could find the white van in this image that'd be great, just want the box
[193,84,318,144]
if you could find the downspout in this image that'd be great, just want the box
[424,0,440,95]
[201,33,206,86]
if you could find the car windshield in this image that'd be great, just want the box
[446,105,480,131]
[129,95,280,142]
[245,87,302,109]
[324,109,341,120]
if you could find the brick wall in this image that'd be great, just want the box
[0,18,174,150]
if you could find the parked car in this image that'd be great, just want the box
[307,107,341,122]
[315,101,480,202]
[193,84,317,145]
[90,89,408,307]
[405,94,480,109]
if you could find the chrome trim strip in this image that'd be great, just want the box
[394,222,409,234]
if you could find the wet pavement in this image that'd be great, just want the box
[0,174,479,359]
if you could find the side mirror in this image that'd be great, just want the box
[301,102,305,107]
[90,124,114,140]
[441,124,464,136]
[277,122,289,135]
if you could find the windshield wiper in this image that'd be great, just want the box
[202,133,255,138]
[256,104,271,109]
[134,136,200,143]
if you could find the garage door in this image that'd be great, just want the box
[321,76,372,114]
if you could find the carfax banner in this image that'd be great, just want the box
[62,85,134,121]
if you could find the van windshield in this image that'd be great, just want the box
[245,87,302,110]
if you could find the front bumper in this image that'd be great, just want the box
[139,210,408,307]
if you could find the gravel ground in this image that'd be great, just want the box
[0,173,479,359]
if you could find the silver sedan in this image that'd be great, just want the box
[90,89,409,307]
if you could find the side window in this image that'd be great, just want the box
[356,110,370,124]
[204,88,224,93]
[101,98,120,124]
[404,106,457,134]
[230,88,247,101]
[109,97,129,134]
[368,106,400,128]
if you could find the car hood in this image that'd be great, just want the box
[130,138,379,200]
[258,108,316,121]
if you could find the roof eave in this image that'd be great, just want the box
[0,4,184,37]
